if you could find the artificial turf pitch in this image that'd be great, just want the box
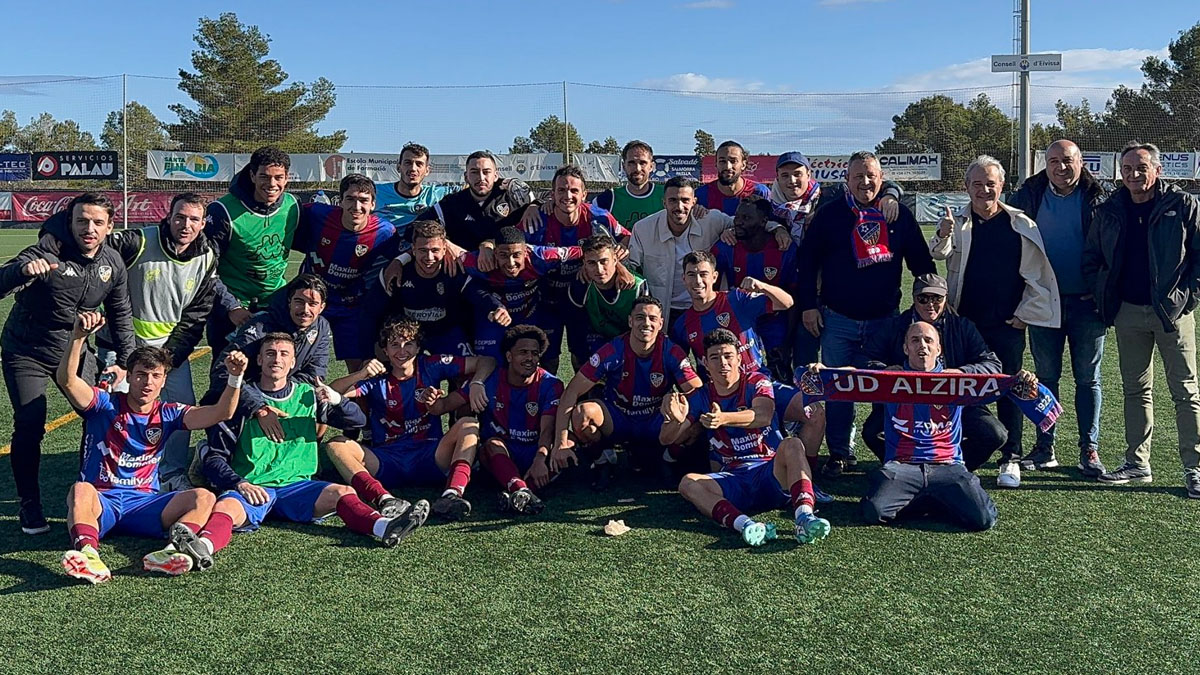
[0,228,1194,674]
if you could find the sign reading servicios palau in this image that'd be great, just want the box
[31,151,119,181]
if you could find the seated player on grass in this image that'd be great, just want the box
[323,319,495,521]
[196,332,429,562]
[770,379,832,503]
[57,311,247,583]
[550,295,702,488]
[859,322,1007,531]
[661,329,830,547]
[434,324,562,516]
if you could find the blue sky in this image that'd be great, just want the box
[0,0,1194,154]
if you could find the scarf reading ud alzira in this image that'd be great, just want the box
[798,368,1062,432]
[846,190,893,268]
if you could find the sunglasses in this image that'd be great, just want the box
[916,294,946,305]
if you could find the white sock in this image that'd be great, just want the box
[732,514,752,533]
[795,505,814,520]
[371,517,390,538]
[196,537,214,557]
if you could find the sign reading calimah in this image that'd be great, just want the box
[701,153,942,183]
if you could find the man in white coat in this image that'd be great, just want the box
[929,155,1061,489]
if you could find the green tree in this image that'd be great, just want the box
[585,136,621,154]
[102,101,175,188]
[510,115,583,154]
[168,12,346,153]
[876,93,1014,189]
[694,129,715,156]
[10,112,98,153]
[0,110,18,150]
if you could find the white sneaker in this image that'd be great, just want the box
[997,461,1021,488]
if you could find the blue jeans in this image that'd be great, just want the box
[1028,295,1106,451]
[861,461,997,531]
[820,307,896,459]
[99,347,196,491]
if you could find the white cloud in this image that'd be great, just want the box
[637,72,774,95]
[680,0,733,8]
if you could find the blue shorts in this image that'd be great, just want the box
[423,327,474,357]
[774,382,799,419]
[97,489,177,539]
[218,480,332,531]
[709,460,789,515]
[604,405,665,449]
[326,311,371,361]
[488,436,538,474]
[373,441,448,487]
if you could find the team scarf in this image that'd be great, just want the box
[797,368,1063,432]
[846,190,893,268]
[770,179,822,242]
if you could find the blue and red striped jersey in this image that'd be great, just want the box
[527,205,629,298]
[577,333,699,418]
[297,203,400,313]
[462,245,582,320]
[685,371,780,471]
[79,388,191,493]
[884,400,964,464]
[711,239,798,350]
[354,355,467,447]
[671,289,771,377]
[472,367,563,447]
[694,179,770,216]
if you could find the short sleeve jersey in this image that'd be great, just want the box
[474,367,563,447]
[694,179,771,216]
[685,371,779,471]
[354,355,467,446]
[577,333,698,418]
[671,289,772,377]
[374,183,451,237]
[526,205,629,299]
[462,245,581,320]
[79,388,191,492]
[297,203,398,312]
[711,239,798,349]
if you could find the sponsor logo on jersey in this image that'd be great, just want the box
[387,399,398,407]
[589,354,600,367]
[112,421,123,432]
[354,244,368,257]
[144,268,161,283]
[245,325,259,338]
[62,267,78,277]
[145,427,162,445]
[98,265,112,283]
[321,238,331,246]
[525,401,539,416]
[764,266,778,280]
[716,312,730,327]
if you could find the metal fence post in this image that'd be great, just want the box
[122,73,128,228]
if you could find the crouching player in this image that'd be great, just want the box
[550,296,702,485]
[324,319,494,521]
[435,325,562,515]
[662,329,830,547]
[860,322,1003,531]
[196,332,429,561]
[58,311,247,583]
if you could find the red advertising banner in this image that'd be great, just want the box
[0,192,11,221]
[700,155,777,184]
[9,191,219,223]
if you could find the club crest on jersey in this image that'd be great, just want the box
[716,312,731,327]
[525,402,538,416]
[306,329,317,344]
[494,202,510,218]
[857,222,881,246]
[650,372,664,387]
[146,427,162,445]
[98,265,112,283]
[354,244,368,257]
[764,266,778,280]
[440,354,454,365]
[436,282,444,295]
[798,370,824,396]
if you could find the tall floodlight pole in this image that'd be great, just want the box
[1019,0,1031,183]
[122,73,129,228]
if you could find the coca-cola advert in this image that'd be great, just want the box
[12,191,173,223]
[31,151,120,181]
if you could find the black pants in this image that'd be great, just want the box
[205,308,240,373]
[861,461,997,531]
[976,324,1027,462]
[863,404,1008,472]
[3,349,97,507]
